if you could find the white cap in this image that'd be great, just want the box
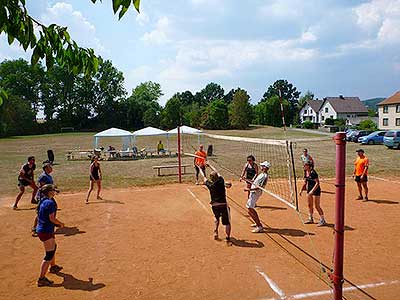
[260,161,271,168]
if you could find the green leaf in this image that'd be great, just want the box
[133,0,141,12]
[118,6,128,19]
[31,46,41,66]
[113,0,123,14]
[7,33,14,45]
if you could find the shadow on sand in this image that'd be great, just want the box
[363,199,399,205]
[324,223,355,231]
[256,205,287,211]
[86,198,124,205]
[230,238,264,248]
[266,227,315,237]
[52,272,105,291]
[55,226,86,236]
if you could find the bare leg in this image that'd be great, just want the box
[225,224,231,239]
[248,208,262,227]
[314,196,324,217]
[214,219,219,239]
[362,182,368,199]
[356,182,363,198]
[14,186,25,207]
[30,183,38,202]
[307,194,314,218]
[39,238,55,278]
[86,180,94,202]
[96,180,102,199]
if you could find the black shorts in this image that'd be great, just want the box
[195,165,206,175]
[211,205,230,225]
[355,175,368,183]
[307,186,321,196]
[18,179,30,187]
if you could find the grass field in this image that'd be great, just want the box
[0,126,399,198]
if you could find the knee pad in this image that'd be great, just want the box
[44,245,57,261]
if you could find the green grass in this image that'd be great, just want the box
[0,127,398,198]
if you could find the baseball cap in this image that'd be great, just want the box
[260,161,271,168]
[40,184,60,194]
[42,162,53,169]
[355,149,365,153]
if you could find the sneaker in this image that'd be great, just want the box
[195,181,199,185]
[226,237,232,246]
[356,196,363,200]
[31,228,37,237]
[213,231,218,240]
[12,205,18,210]
[304,218,314,224]
[31,199,38,204]
[364,196,369,201]
[37,277,54,287]
[49,265,63,273]
[317,219,327,227]
[97,196,103,200]
[250,223,258,227]
[252,226,264,233]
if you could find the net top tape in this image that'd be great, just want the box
[202,133,288,146]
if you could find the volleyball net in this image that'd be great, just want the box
[181,132,299,211]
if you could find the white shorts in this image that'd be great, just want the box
[246,190,262,209]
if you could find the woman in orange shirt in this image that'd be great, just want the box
[194,145,207,185]
[353,149,369,200]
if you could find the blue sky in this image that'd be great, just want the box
[1,0,399,105]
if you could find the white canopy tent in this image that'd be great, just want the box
[132,126,168,136]
[167,125,203,146]
[167,125,202,134]
[93,127,134,150]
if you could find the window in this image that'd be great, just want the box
[322,116,325,121]
[397,105,400,113]
[383,106,388,113]
[303,117,306,121]
[309,109,312,114]
[325,107,328,113]
[304,110,307,115]
[330,115,333,119]
[396,118,400,126]
[383,118,388,126]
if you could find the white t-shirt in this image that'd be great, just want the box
[251,172,268,192]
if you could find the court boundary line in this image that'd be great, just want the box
[369,175,400,184]
[186,188,210,214]
[256,266,286,299]
[260,280,399,300]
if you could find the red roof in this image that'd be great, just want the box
[378,91,400,106]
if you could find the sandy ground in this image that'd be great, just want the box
[0,177,399,300]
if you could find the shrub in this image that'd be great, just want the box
[302,121,314,129]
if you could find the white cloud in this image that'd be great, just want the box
[354,0,400,43]
[141,16,171,45]
[41,2,105,53]
[259,0,303,19]
[136,11,149,26]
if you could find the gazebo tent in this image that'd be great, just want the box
[167,125,202,134]
[133,126,169,150]
[93,127,134,149]
[167,125,203,146]
[132,126,168,136]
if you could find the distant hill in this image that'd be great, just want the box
[362,98,385,111]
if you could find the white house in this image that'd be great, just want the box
[377,91,400,130]
[319,96,368,125]
[299,99,323,124]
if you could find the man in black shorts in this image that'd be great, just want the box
[13,156,38,209]
[199,162,232,243]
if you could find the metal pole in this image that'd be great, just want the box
[177,126,182,183]
[333,132,346,300]
[289,141,299,211]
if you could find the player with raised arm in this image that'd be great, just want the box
[300,162,326,226]
[13,156,38,209]
[245,161,270,233]
[199,162,232,244]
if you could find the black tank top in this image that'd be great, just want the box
[91,163,100,179]
[246,163,257,180]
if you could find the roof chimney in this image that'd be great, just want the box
[339,95,344,99]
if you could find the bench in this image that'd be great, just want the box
[152,164,191,176]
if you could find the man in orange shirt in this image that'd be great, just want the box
[353,149,369,200]
[194,145,207,185]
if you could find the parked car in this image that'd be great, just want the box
[358,131,386,144]
[383,130,400,149]
[346,129,356,141]
[350,130,372,142]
